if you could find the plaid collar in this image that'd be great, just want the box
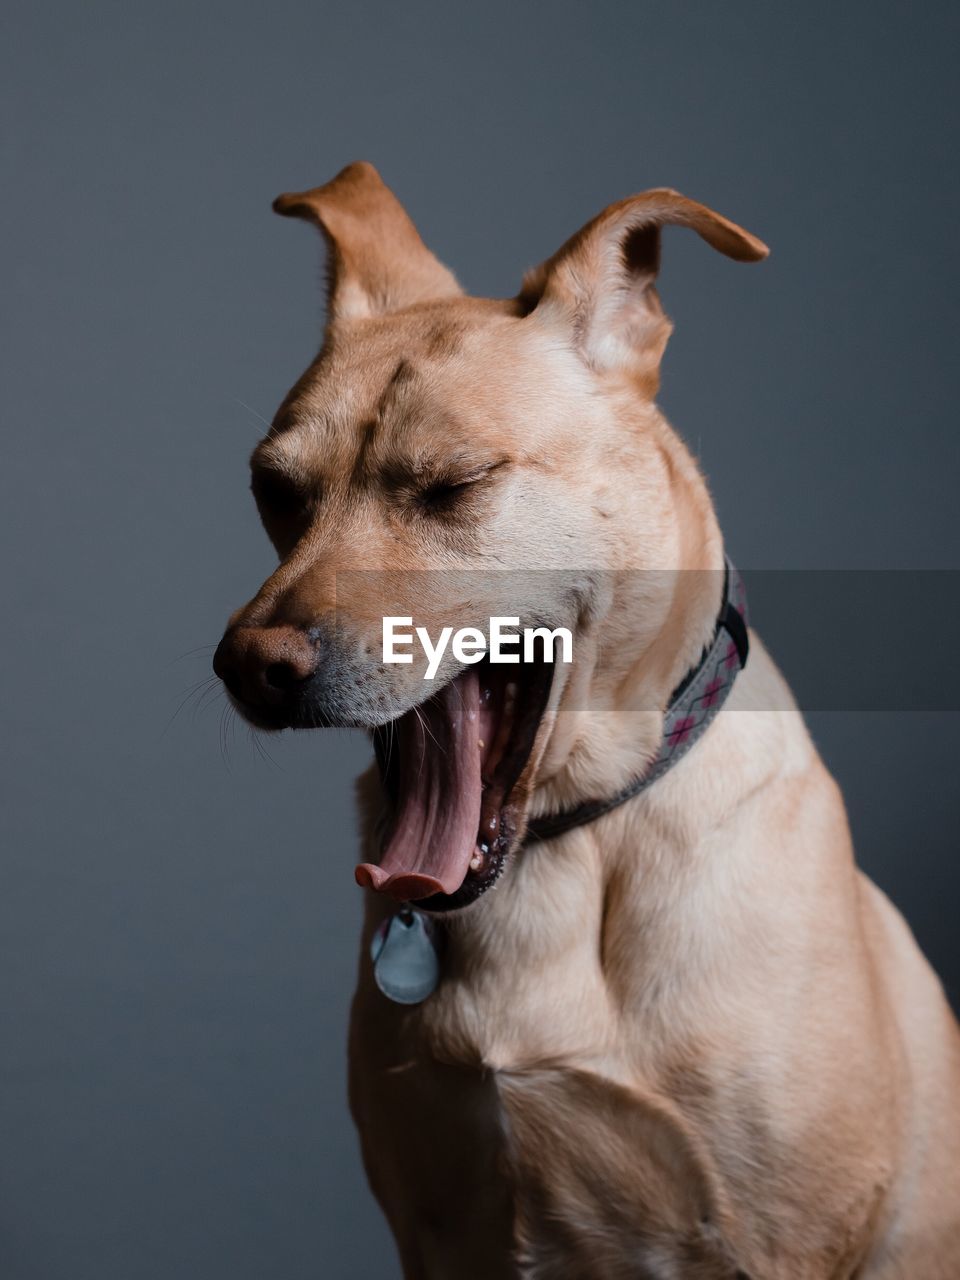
[522,559,749,847]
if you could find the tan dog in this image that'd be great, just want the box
[213,163,960,1278]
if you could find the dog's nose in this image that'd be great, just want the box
[212,624,318,711]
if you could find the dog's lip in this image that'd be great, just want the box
[223,664,439,734]
[222,689,303,732]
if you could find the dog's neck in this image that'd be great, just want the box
[523,560,747,848]
[534,414,727,818]
[424,641,795,1075]
[419,422,779,1068]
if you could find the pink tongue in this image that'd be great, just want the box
[355,671,482,901]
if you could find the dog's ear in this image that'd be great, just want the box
[520,189,768,387]
[273,162,461,322]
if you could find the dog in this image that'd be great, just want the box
[213,162,960,1278]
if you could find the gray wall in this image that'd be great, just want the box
[2,2,957,1277]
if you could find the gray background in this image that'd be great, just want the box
[2,2,958,1276]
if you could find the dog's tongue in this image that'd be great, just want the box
[355,671,482,901]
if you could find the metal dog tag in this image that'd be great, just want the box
[370,908,440,1005]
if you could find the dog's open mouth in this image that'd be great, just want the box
[356,660,554,910]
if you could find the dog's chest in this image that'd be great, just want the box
[350,868,750,1274]
[350,1017,743,1279]
[351,968,884,1280]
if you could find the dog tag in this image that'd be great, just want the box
[370,908,440,1005]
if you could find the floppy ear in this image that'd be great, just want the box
[273,161,461,322]
[520,189,768,385]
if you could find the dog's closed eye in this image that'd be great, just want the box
[419,475,477,513]
[251,466,309,517]
[417,460,510,516]
[250,467,316,556]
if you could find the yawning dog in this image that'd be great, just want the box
[213,162,960,1278]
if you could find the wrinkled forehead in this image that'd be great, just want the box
[259,300,589,477]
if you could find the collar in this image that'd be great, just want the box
[523,559,748,846]
[414,561,748,917]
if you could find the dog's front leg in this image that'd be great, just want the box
[348,964,521,1280]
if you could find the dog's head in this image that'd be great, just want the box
[213,162,766,906]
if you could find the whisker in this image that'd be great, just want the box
[381,716,396,777]
[412,707,429,784]
[219,703,236,772]
[195,681,224,719]
[161,675,219,740]
[165,643,217,669]
[249,727,282,770]
[234,397,272,433]
[414,704,445,756]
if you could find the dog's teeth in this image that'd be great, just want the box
[469,851,483,872]
[477,738,485,750]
